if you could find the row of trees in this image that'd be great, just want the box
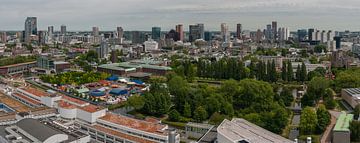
[0,55,37,67]
[299,105,331,135]
[301,77,336,109]
[175,57,311,83]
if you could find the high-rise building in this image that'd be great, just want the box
[116,27,124,39]
[265,24,272,40]
[151,27,161,41]
[236,24,242,39]
[166,29,179,42]
[308,28,315,41]
[96,41,110,59]
[132,31,146,44]
[175,24,184,42]
[24,17,37,43]
[60,25,67,35]
[48,26,54,37]
[38,31,46,45]
[255,29,263,43]
[334,36,342,49]
[0,32,6,43]
[221,23,230,42]
[297,29,307,42]
[315,30,320,41]
[272,21,277,41]
[321,30,327,43]
[204,31,213,41]
[189,24,204,42]
[92,27,100,37]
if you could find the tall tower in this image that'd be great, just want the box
[176,24,184,42]
[116,27,124,38]
[92,27,100,37]
[24,17,37,43]
[221,23,229,42]
[272,21,277,41]
[151,27,161,41]
[236,24,242,39]
[189,24,205,42]
[48,26,54,36]
[60,25,67,35]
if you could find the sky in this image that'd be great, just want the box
[1,0,360,31]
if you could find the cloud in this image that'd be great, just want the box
[0,0,359,31]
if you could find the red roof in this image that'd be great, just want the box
[93,125,156,143]
[21,87,50,97]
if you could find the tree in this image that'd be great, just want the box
[300,107,318,134]
[193,106,208,122]
[316,105,331,132]
[168,109,181,122]
[126,95,145,110]
[300,62,307,82]
[183,102,192,118]
[209,112,226,125]
[324,88,336,109]
[287,61,294,81]
[168,75,189,113]
[206,96,221,116]
[296,64,301,82]
[354,105,360,120]
[314,44,327,53]
[277,87,294,106]
[281,61,287,81]
[142,83,171,116]
[350,121,360,142]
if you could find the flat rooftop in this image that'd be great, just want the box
[0,61,36,68]
[20,87,50,97]
[343,88,360,99]
[92,125,156,143]
[98,62,172,71]
[99,113,167,135]
[217,118,293,143]
[0,93,31,112]
[333,112,354,132]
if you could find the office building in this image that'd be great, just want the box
[48,26,54,36]
[176,24,184,42]
[37,56,55,70]
[236,23,242,39]
[265,24,272,40]
[24,17,37,43]
[132,31,146,44]
[166,29,179,42]
[327,30,335,42]
[60,25,67,35]
[334,36,342,49]
[144,39,159,51]
[116,27,124,39]
[151,27,161,41]
[255,29,263,42]
[204,31,213,41]
[272,21,277,41]
[332,112,353,143]
[0,62,37,76]
[38,30,47,45]
[189,24,204,42]
[308,28,315,41]
[297,29,307,42]
[0,32,6,43]
[221,23,230,42]
[96,41,110,59]
[92,27,100,37]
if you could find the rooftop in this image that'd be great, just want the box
[343,88,360,98]
[333,112,354,132]
[98,61,172,71]
[0,61,36,68]
[99,113,167,135]
[93,125,156,143]
[217,118,293,143]
[20,87,50,97]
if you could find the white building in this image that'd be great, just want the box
[144,39,159,52]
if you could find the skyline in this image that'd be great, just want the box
[1,0,360,31]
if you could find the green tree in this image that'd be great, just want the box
[350,121,360,142]
[168,109,181,122]
[300,62,307,82]
[126,95,145,110]
[296,64,301,82]
[324,88,336,109]
[316,105,331,132]
[209,112,226,125]
[354,105,360,120]
[287,61,294,81]
[314,44,327,53]
[193,106,208,122]
[300,107,318,134]
[281,61,287,81]
[277,87,294,107]
[168,76,189,113]
[183,102,192,118]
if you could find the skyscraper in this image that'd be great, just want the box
[24,17,37,43]
[151,27,161,41]
[38,31,46,45]
[265,24,272,40]
[272,21,277,41]
[116,27,124,38]
[221,23,230,42]
[92,27,100,37]
[189,24,205,42]
[236,24,242,39]
[96,40,110,59]
[60,25,67,35]
[308,28,315,41]
[297,29,307,42]
[48,26,54,36]
[176,24,184,42]
[0,32,6,43]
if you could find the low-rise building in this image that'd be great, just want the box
[332,112,353,143]
[0,62,36,75]
[185,122,214,140]
[341,88,360,108]
[98,60,172,76]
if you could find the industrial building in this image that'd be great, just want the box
[341,88,360,108]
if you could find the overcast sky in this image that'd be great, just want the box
[1,0,360,31]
